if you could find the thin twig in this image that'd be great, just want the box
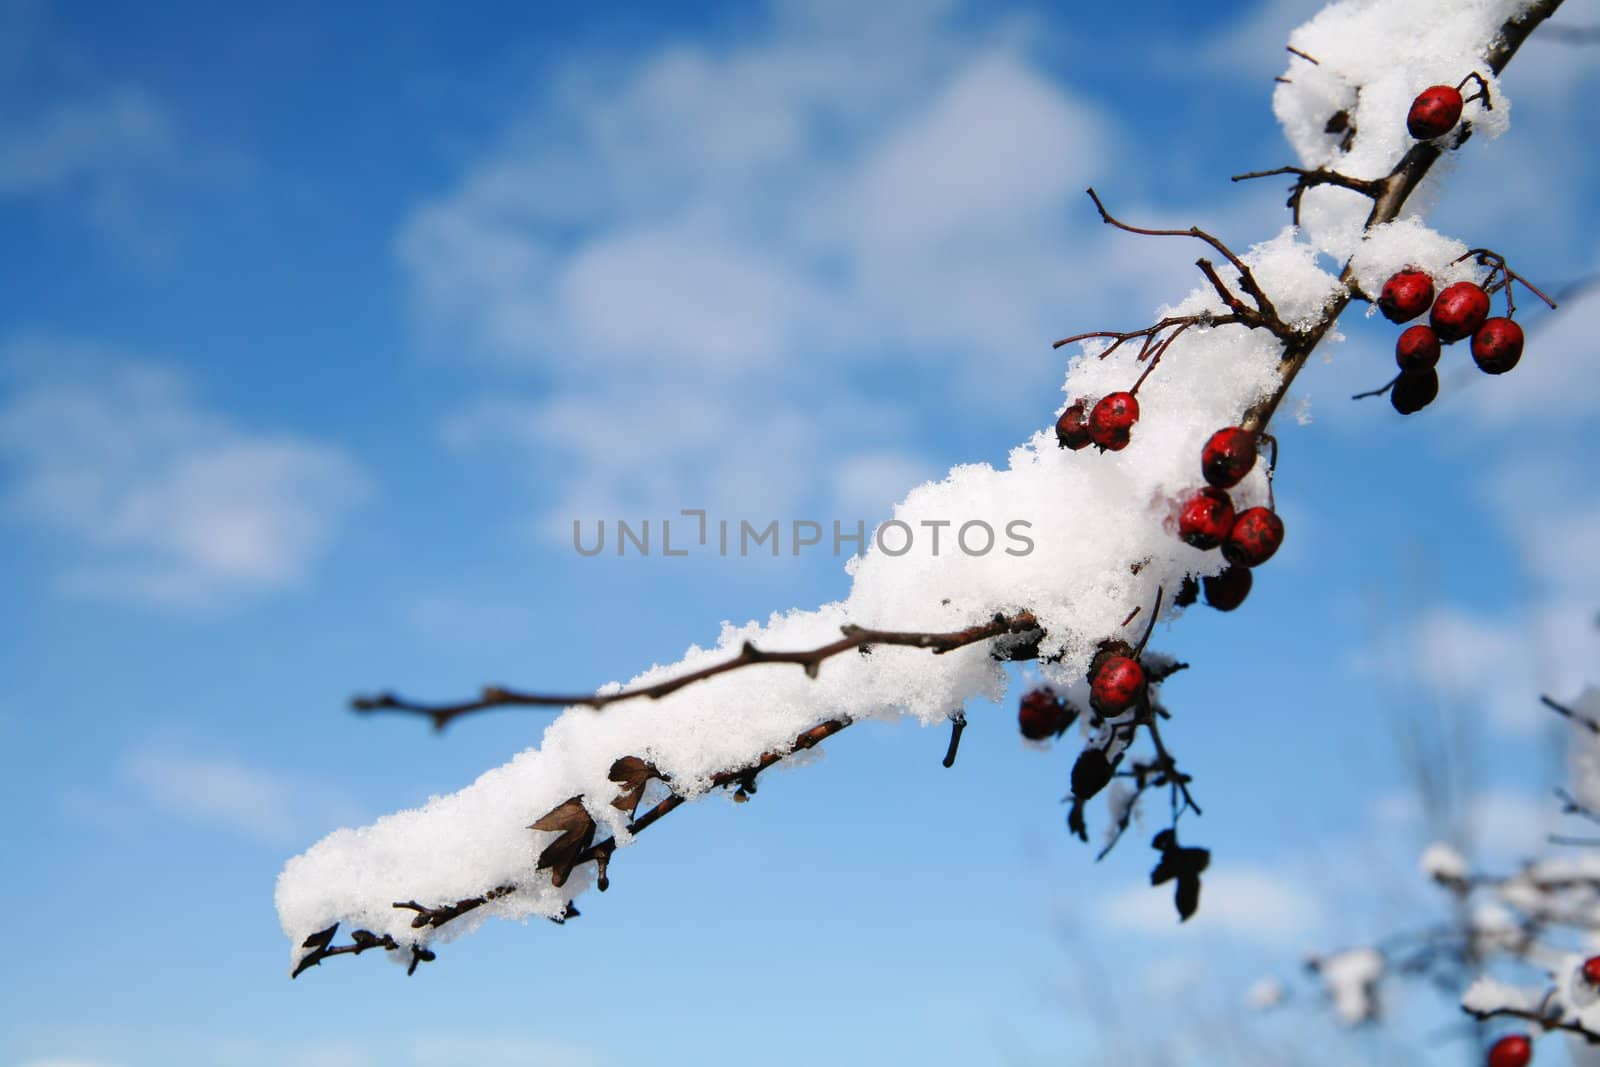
[1084,188,1286,330]
[355,612,1038,729]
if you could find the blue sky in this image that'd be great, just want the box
[3,0,1600,1064]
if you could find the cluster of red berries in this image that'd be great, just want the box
[1376,267,1524,414]
[1487,1033,1531,1067]
[1014,646,1145,742]
[1056,391,1141,452]
[1171,426,1282,612]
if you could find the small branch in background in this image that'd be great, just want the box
[1542,693,1600,735]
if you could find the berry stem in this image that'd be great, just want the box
[1455,69,1492,108]
[1132,587,1164,657]
[1351,374,1401,401]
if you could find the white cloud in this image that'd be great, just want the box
[410,1036,599,1067]
[0,338,369,609]
[0,86,174,195]
[1366,787,1557,864]
[398,0,1143,533]
[121,747,361,846]
[1191,0,1326,81]
[832,451,938,523]
[1099,866,1322,944]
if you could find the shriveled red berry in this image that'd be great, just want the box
[1177,487,1235,550]
[1018,686,1071,740]
[1395,324,1441,372]
[1379,269,1435,324]
[1431,282,1491,342]
[1055,400,1093,450]
[1487,1034,1532,1067]
[1390,369,1439,415]
[1202,564,1252,611]
[1090,655,1145,715]
[1582,955,1600,986]
[1201,427,1257,489]
[1471,317,1524,375]
[1089,392,1139,452]
[1223,507,1284,568]
[1407,84,1464,140]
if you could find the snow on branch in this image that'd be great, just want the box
[277,0,1568,978]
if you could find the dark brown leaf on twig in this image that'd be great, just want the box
[609,756,666,817]
[530,797,598,888]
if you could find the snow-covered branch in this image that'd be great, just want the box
[277,0,1568,979]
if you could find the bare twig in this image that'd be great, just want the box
[355,612,1038,730]
[1084,187,1286,330]
[1231,166,1386,226]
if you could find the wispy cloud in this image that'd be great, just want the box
[0,337,370,609]
[0,87,174,196]
[1099,866,1324,944]
[399,0,1166,534]
[120,747,361,846]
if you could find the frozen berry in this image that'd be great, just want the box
[1177,487,1236,550]
[1390,369,1439,415]
[1471,317,1524,375]
[1090,655,1145,715]
[1201,427,1258,489]
[1089,392,1139,452]
[1018,686,1072,740]
[1202,564,1252,611]
[1395,324,1441,372]
[1379,269,1435,324]
[1174,575,1200,607]
[1407,85,1464,140]
[1223,507,1284,568]
[1487,1034,1531,1067]
[1056,400,1093,450]
[1583,955,1600,986]
[1431,282,1491,342]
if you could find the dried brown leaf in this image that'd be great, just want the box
[529,796,597,888]
[608,756,665,817]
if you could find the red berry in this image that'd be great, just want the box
[1055,400,1093,450]
[1395,324,1441,372]
[1431,282,1491,342]
[1379,270,1435,324]
[1177,487,1236,550]
[1018,686,1070,740]
[1223,507,1284,568]
[1487,1034,1532,1067]
[1089,392,1139,452]
[1090,655,1145,715]
[1200,427,1257,489]
[1471,317,1524,375]
[1202,564,1252,611]
[1390,369,1439,415]
[1407,85,1464,140]
[1583,955,1600,986]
